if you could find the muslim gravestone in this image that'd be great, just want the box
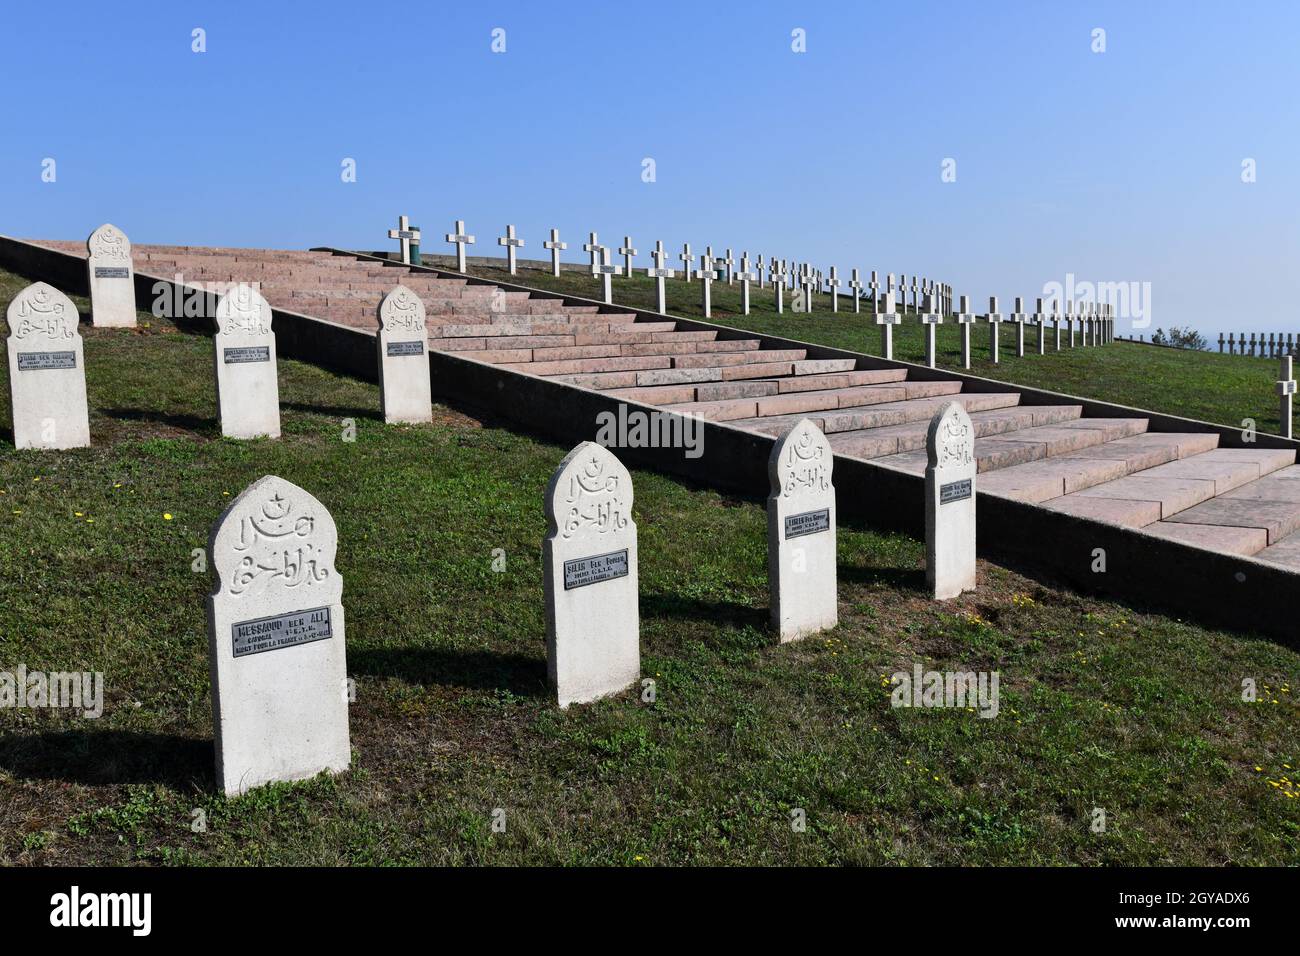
[206,475,351,796]
[767,419,838,642]
[925,402,977,600]
[375,285,432,424]
[214,284,280,439]
[5,282,90,450]
[86,223,137,328]
[543,442,640,708]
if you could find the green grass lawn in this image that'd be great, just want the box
[1,266,1298,866]
[451,260,1290,434]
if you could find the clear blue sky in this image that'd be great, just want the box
[2,0,1297,338]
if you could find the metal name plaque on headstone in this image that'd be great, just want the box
[563,549,629,590]
[386,340,424,357]
[784,508,831,539]
[396,230,417,238]
[94,266,131,279]
[940,478,973,504]
[17,351,77,371]
[231,606,333,658]
[223,346,271,364]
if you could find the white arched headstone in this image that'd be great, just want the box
[767,419,838,642]
[206,475,350,795]
[925,402,977,599]
[86,223,137,328]
[213,284,280,439]
[5,282,90,450]
[376,286,432,424]
[543,442,640,708]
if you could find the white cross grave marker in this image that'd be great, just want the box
[987,296,1004,364]
[646,240,675,315]
[1010,296,1028,358]
[1279,356,1296,439]
[695,254,715,318]
[496,224,524,275]
[445,219,474,273]
[619,236,637,279]
[876,277,901,360]
[389,214,421,266]
[849,268,862,314]
[543,228,567,277]
[584,232,603,271]
[592,247,623,304]
[736,252,757,315]
[956,294,976,370]
[922,291,944,368]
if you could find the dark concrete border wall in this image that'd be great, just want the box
[2,235,1296,645]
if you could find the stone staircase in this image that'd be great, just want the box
[32,241,1300,572]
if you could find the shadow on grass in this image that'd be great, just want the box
[349,647,549,697]
[101,407,214,434]
[0,730,212,788]
[282,402,382,422]
[641,591,768,630]
[839,563,929,593]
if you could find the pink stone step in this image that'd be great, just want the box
[737,392,1022,438]
[774,369,906,392]
[1140,522,1268,555]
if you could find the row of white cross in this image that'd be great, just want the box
[388,215,952,319]
[909,294,1117,370]
[386,217,1119,369]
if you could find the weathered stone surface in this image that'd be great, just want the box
[375,286,432,424]
[213,284,280,439]
[544,442,640,708]
[767,419,838,642]
[5,282,90,450]
[86,223,137,328]
[1041,494,1161,527]
[925,402,977,599]
[207,475,350,796]
[1140,521,1267,555]
[1164,497,1300,544]
[1072,475,1217,518]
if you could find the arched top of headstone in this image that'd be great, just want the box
[545,441,634,541]
[208,475,340,604]
[215,283,273,338]
[86,223,131,260]
[377,285,427,334]
[768,418,833,499]
[5,282,79,342]
[926,402,974,470]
